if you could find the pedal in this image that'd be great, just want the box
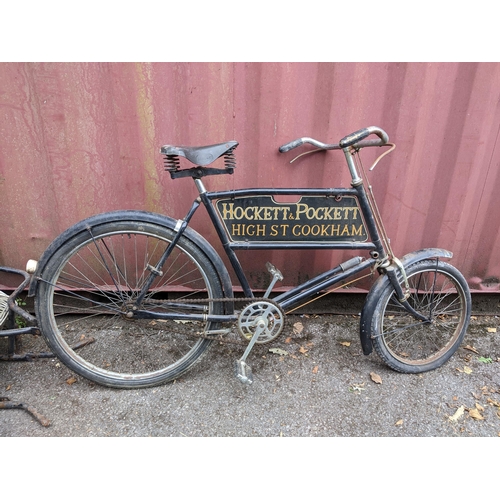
[264,262,284,298]
[234,359,253,385]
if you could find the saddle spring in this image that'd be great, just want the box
[163,154,181,173]
[223,145,237,171]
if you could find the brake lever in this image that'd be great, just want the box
[289,148,325,164]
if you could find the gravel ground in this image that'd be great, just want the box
[1,313,499,437]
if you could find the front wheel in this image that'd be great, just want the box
[368,259,471,373]
[35,219,224,388]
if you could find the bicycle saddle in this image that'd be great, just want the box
[160,141,238,166]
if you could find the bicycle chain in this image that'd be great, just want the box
[147,296,286,346]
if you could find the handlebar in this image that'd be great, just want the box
[279,126,389,153]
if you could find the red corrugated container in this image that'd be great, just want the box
[1,62,499,292]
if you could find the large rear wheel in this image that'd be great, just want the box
[35,220,224,388]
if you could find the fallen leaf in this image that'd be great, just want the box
[312,365,319,374]
[475,403,485,412]
[449,406,465,422]
[486,398,500,407]
[66,376,77,385]
[269,348,288,356]
[487,327,497,333]
[6,385,11,391]
[79,334,86,341]
[299,346,308,354]
[293,322,304,335]
[349,383,365,393]
[339,341,351,347]
[285,337,292,344]
[478,357,493,363]
[464,345,479,354]
[468,408,484,420]
[370,372,382,384]
[395,419,403,426]
[463,366,473,374]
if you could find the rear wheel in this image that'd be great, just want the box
[35,220,224,388]
[370,260,471,373]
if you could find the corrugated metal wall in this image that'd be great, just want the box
[1,62,499,292]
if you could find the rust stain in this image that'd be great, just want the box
[0,62,499,290]
[134,62,161,212]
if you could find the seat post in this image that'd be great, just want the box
[194,178,207,194]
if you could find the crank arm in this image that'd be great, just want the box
[235,323,265,385]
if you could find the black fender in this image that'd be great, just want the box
[28,210,234,313]
[359,248,453,355]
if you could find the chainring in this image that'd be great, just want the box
[238,300,285,344]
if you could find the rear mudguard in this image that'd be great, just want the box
[28,210,234,313]
[359,248,453,355]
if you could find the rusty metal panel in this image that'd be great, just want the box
[1,62,499,292]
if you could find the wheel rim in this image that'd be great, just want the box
[379,267,467,366]
[43,228,218,382]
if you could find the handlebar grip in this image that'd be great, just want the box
[339,126,389,148]
[279,138,304,153]
[339,128,371,148]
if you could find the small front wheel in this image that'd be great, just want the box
[369,259,471,373]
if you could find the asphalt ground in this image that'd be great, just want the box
[2,313,499,438]
[2,311,499,497]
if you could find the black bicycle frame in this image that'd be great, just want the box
[133,179,390,321]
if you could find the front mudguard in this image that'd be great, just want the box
[27,210,234,313]
[359,248,453,355]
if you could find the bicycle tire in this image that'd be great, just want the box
[35,219,224,388]
[367,259,471,373]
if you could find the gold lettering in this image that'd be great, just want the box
[233,206,244,220]
[232,224,242,236]
[323,207,334,220]
[310,225,320,236]
[244,206,254,220]
[351,225,363,237]
[295,203,308,219]
[280,224,289,236]
[256,225,266,236]
[341,225,350,236]
[221,203,234,220]
[270,224,278,237]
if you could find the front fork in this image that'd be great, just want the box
[384,263,429,322]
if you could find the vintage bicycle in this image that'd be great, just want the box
[3,126,471,388]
